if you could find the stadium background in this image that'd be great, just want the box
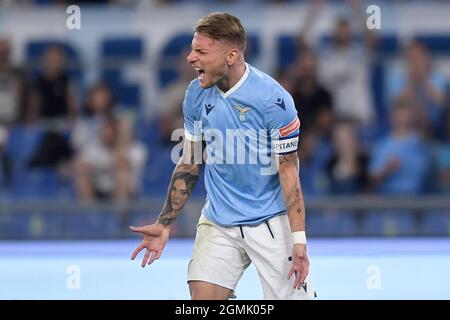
[0,0,449,299]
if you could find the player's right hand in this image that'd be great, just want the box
[129,223,170,267]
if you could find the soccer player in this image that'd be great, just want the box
[130,12,316,300]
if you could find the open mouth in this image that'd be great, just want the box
[194,67,205,80]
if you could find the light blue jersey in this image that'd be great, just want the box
[183,64,300,226]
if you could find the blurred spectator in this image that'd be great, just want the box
[291,48,333,139]
[0,38,26,187]
[27,45,77,124]
[74,115,147,204]
[0,126,10,188]
[299,0,377,125]
[72,81,115,151]
[368,95,431,195]
[326,120,369,194]
[274,68,295,94]
[0,38,25,127]
[318,15,375,125]
[387,40,448,138]
[158,49,196,145]
[298,130,331,196]
[27,45,77,169]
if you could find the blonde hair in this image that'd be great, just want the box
[194,12,246,51]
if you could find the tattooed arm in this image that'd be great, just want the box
[157,139,202,227]
[277,152,310,289]
[277,152,305,233]
[130,138,202,267]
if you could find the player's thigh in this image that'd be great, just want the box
[188,214,251,293]
[244,214,316,300]
[189,280,232,300]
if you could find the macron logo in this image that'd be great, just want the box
[275,98,285,110]
[205,103,214,115]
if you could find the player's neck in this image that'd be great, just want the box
[217,61,247,93]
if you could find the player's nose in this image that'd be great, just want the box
[187,51,196,63]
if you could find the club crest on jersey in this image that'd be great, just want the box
[233,105,252,121]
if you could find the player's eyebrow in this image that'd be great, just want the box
[191,45,207,53]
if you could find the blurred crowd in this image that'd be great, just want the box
[0,0,449,208]
[0,42,148,207]
[285,1,450,197]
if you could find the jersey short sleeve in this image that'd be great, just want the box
[265,91,300,155]
[182,81,202,142]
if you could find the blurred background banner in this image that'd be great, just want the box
[0,0,450,300]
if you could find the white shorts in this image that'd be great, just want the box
[187,213,316,300]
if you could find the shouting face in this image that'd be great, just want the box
[187,32,234,89]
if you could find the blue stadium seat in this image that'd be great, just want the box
[10,168,60,199]
[101,37,143,59]
[6,211,60,238]
[158,33,192,88]
[134,117,163,150]
[57,176,77,200]
[142,146,174,197]
[40,211,66,238]
[421,211,450,236]
[5,126,45,199]
[4,125,43,164]
[378,34,400,56]
[415,34,450,55]
[101,37,144,110]
[7,212,32,238]
[0,212,12,238]
[245,34,261,65]
[161,33,192,57]
[65,211,119,238]
[307,210,356,237]
[102,69,140,110]
[277,35,298,71]
[361,210,416,236]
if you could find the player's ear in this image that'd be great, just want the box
[226,48,239,66]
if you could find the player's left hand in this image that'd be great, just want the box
[287,244,310,289]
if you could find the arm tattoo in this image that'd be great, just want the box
[278,155,290,166]
[286,184,301,213]
[157,168,199,226]
[279,153,304,218]
[157,140,201,226]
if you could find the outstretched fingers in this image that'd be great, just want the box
[141,249,151,267]
[147,250,162,265]
[131,243,144,260]
[129,226,143,234]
